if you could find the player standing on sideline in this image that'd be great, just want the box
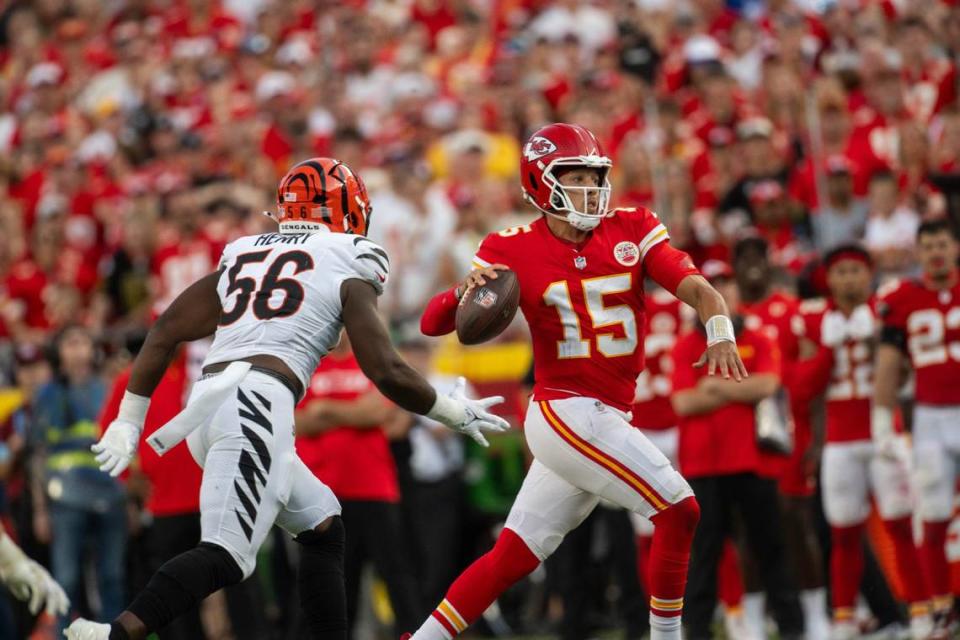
[64,157,509,640]
[412,123,747,640]
[875,219,960,638]
[797,244,933,640]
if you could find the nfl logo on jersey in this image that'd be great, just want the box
[474,288,499,309]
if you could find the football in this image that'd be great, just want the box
[456,270,521,345]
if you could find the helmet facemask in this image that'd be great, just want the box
[539,158,612,231]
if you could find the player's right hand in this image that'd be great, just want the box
[91,419,142,477]
[458,264,509,301]
[447,376,511,447]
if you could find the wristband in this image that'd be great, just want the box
[426,391,466,427]
[117,390,150,429]
[705,315,736,346]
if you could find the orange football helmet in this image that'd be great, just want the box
[274,157,373,235]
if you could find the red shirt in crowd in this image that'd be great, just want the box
[673,323,781,479]
[631,289,683,431]
[98,352,200,516]
[296,352,399,502]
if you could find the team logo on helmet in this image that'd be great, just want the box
[523,136,558,161]
[474,288,499,309]
[614,241,640,267]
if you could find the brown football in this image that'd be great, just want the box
[455,270,521,345]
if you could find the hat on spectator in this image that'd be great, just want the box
[748,180,784,205]
[707,126,735,148]
[27,62,65,88]
[701,259,735,282]
[684,35,722,65]
[825,154,855,175]
[14,343,46,367]
[255,71,295,102]
[737,117,773,141]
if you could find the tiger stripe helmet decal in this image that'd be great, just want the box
[275,157,373,236]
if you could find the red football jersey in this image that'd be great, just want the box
[631,288,684,430]
[473,208,697,412]
[799,298,882,442]
[878,275,960,406]
[295,352,399,502]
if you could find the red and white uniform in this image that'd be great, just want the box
[466,208,698,559]
[741,292,815,496]
[799,298,911,526]
[878,276,960,521]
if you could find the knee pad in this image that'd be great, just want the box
[491,529,540,586]
[295,516,345,551]
[652,496,700,537]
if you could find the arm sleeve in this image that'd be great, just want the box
[876,293,907,351]
[645,242,700,295]
[420,287,460,337]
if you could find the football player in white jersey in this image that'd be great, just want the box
[65,158,509,640]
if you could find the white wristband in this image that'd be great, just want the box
[425,391,466,428]
[705,315,736,346]
[117,390,150,429]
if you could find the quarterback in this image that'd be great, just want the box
[413,123,747,640]
[65,158,508,640]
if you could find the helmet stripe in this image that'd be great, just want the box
[298,160,328,205]
[334,163,350,221]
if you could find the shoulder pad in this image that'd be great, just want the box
[341,235,390,295]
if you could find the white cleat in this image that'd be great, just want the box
[910,614,935,640]
[830,621,860,640]
[725,609,762,640]
[63,618,111,639]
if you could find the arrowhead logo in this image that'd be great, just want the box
[524,136,558,161]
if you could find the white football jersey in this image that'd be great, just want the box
[203,229,389,391]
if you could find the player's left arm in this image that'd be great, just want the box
[93,272,222,477]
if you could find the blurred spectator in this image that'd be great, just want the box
[295,335,423,637]
[863,170,920,279]
[810,155,869,252]
[30,326,125,633]
[671,262,803,640]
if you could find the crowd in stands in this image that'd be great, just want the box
[0,0,959,638]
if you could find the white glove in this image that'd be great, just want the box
[871,405,906,464]
[0,535,69,616]
[91,419,141,477]
[426,377,511,447]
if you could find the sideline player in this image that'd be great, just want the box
[798,245,932,639]
[412,123,747,640]
[64,158,509,640]
[875,219,960,636]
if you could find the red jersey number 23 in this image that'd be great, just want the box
[543,274,638,358]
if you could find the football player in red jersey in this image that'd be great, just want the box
[875,219,960,636]
[413,123,747,640]
[732,236,831,639]
[799,245,932,640]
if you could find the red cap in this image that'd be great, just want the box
[701,259,735,282]
[748,180,785,205]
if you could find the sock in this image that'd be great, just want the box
[743,592,766,639]
[648,497,700,639]
[921,520,951,608]
[109,623,130,640]
[637,534,653,595]
[717,540,745,610]
[800,588,830,640]
[127,542,244,634]
[413,528,540,639]
[884,516,930,609]
[295,517,347,640]
[830,525,864,617]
